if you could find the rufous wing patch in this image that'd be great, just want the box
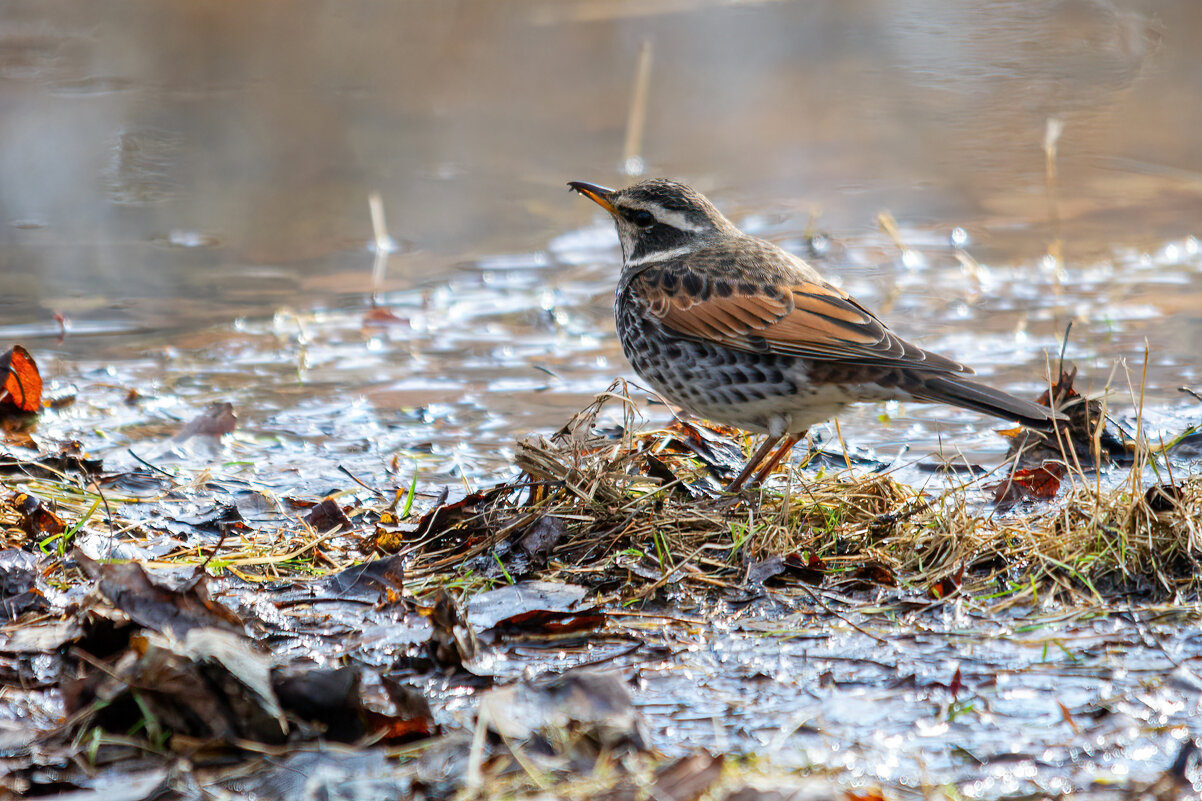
[632,273,969,373]
[643,280,791,340]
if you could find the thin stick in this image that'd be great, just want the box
[1044,116,1066,285]
[368,192,392,306]
[622,39,653,176]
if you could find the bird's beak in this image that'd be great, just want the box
[567,181,618,215]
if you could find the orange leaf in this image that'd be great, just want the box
[928,565,965,599]
[0,345,42,413]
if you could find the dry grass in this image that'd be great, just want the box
[375,382,1202,602]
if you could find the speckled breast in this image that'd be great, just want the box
[614,285,804,434]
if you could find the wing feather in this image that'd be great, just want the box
[631,270,969,374]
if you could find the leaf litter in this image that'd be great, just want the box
[1,336,1202,799]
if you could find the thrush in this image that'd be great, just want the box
[569,178,1063,491]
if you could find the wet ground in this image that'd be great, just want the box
[2,0,1202,797]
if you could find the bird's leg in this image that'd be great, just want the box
[725,434,783,493]
[749,432,805,487]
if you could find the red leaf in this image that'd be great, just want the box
[782,551,827,585]
[949,667,963,699]
[989,462,1066,505]
[848,563,897,588]
[928,565,964,600]
[0,345,42,413]
[490,608,607,637]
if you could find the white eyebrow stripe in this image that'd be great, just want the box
[622,201,706,233]
[625,245,694,267]
[653,208,705,232]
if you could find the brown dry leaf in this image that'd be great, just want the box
[13,493,64,539]
[274,666,435,744]
[490,607,606,638]
[1145,483,1186,514]
[67,627,288,746]
[75,550,245,638]
[0,345,42,414]
[948,666,963,699]
[319,554,406,604]
[519,515,568,565]
[370,678,437,742]
[1007,366,1127,465]
[649,750,725,801]
[1034,366,1078,408]
[782,551,827,585]
[305,498,352,533]
[989,462,1067,506]
[844,563,897,589]
[362,305,407,326]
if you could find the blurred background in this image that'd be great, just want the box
[0,0,1199,480]
[1,0,1198,327]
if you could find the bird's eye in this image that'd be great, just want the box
[631,209,655,227]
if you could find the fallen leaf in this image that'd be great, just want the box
[781,552,826,585]
[324,554,406,603]
[648,750,725,801]
[518,515,567,565]
[0,345,42,414]
[1145,483,1185,514]
[13,493,64,539]
[745,556,786,586]
[75,550,245,638]
[489,607,606,638]
[273,665,365,741]
[839,563,897,590]
[305,498,352,533]
[928,566,965,600]
[65,627,288,746]
[949,666,963,699]
[362,305,407,326]
[989,462,1066,506]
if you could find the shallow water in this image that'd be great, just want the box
[2,0,1200,493]
[2,0,1202,796]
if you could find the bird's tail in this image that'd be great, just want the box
[912,374,1064,429]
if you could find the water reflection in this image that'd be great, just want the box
[1,1,1197,325]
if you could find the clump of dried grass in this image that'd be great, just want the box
[399,382,1202,600]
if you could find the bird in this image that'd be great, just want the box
[568,178,1063,492]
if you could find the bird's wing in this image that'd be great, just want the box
[632,269,970,373]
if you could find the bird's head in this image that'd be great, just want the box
[568,179,738,267]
